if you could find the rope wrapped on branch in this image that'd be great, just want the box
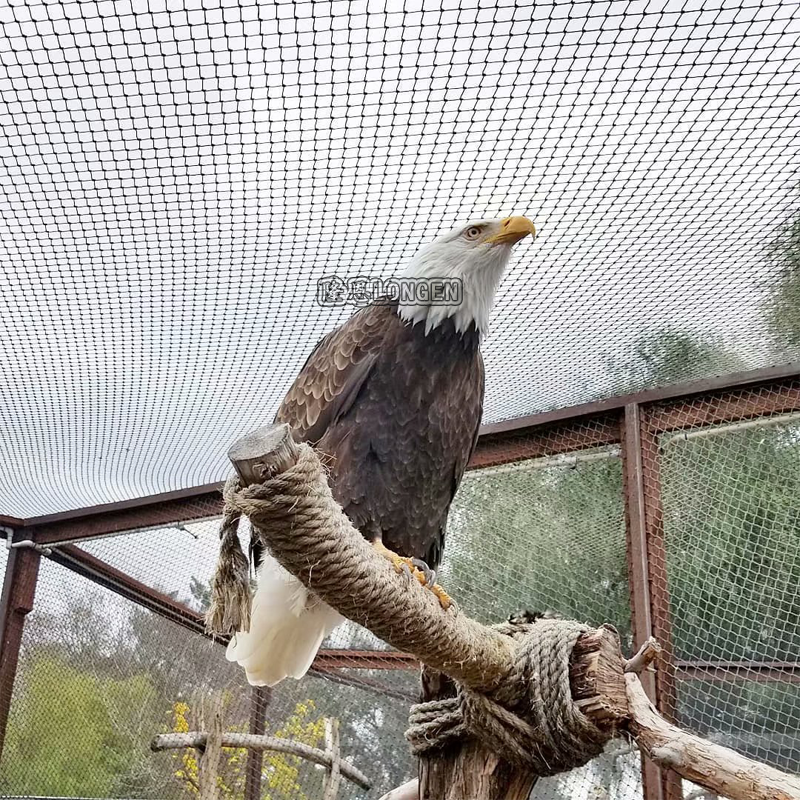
[209,423,800,800]
[207,501,250,635]
[209,427,519,691]
[406,619,609,774]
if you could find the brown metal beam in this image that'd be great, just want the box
[479,362,800,437]
[27,487,223,547]
[0,544,41,759]
[470,415,621,469]
[32,542,420,675]
[622,405,655,688]
[311,650,418,671]
[621,404,667,800]
[47,544,211,636]
[2,482,224,529]
[676,661,800,683]
[646,384,800,433]
[637,405,683,800]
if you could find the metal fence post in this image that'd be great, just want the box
[622,404,682,800]
[244,685,272,800]
[0,540,41,760]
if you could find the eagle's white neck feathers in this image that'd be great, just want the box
[397,219,521,337]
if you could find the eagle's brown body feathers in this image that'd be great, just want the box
[275,300,484,570]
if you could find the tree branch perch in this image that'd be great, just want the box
[151,731,371,790]
[222,423,800,800]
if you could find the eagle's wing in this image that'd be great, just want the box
[457,350,484,492]
[247,306,394,571]
[421,350,482,571]
[274,304,395,442]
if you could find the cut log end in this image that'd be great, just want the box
[228,423,299,485]
[570,625,629,731]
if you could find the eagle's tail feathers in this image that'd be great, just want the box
[225,555,343,687]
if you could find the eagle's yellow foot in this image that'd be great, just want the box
[371,540,452,610]
[430,582,453,610]
[372,540,425,580]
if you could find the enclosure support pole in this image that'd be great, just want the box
[622,404,682,800]
[244,686,271,800]
[0,540,41,760]
[418,667,539,800]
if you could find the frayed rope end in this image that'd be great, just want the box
[205,495,253,637]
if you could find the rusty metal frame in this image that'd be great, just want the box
[621,404,669,800]
[0,546,40,758]
[1,361,799,790]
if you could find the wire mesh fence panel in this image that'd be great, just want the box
[450,435,629,640]
[77,514,227,607]
[2,0,800,519]
[0,557,247,799]
[651,382,800,778]
[0,0,798,793]
[448,430,641,800]
[0,556,419,800]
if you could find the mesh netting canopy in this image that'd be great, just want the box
[1,0,799,516]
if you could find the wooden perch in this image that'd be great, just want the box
[626,675,800,800]
[379,778,420,800]
[151,730,371,790]
[225,424,800,800]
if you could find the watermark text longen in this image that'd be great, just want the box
[317,276,463,308]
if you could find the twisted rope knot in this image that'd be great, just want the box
[406,619,611,774]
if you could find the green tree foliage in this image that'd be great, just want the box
[445,454,630,643]
[2,655,159,797]
[0,580,412,799]
[169,697,327,800]
[606,327,746,397]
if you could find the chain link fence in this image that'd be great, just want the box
[648,381,800,792]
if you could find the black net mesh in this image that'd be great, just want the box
[2,0,800,516]
[2,1,800,798]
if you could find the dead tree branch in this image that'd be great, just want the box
[151,731,370,790]
[626,675,800,800]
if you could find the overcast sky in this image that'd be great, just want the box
[1,0,799,516]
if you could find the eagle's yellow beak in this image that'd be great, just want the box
[485,216,536,246]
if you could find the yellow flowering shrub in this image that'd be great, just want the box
[169,697,326,800]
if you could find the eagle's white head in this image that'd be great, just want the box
[398,216,536,336]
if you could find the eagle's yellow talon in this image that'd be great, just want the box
[431,583,452,610]
[372,539,452,609]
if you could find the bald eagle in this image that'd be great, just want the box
[226,216,536,686]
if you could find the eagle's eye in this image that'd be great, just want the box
[464,226,483,241]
